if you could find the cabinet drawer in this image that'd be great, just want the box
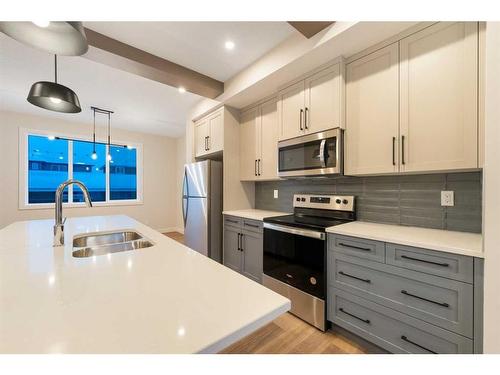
[386,243,474,283]
[242,219,263,234]
[329,254,473,337]
[329,234,385,263]
[329,289,473,354]
[224,215,242,229]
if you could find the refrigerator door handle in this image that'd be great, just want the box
[182,170,189,227]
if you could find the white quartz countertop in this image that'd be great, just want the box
[222,209,289,221]
[326,221,483,258]
[0,215,290,353]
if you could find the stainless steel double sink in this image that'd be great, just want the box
[72,230,154,258]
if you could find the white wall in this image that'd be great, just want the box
[0,110,181,232]
[483,21,500,354]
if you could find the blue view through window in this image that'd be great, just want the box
[110,146,137,200]
[27,134,138,204]
[73,141,106,202]
[28,135,69,203]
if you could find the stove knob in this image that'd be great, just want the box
[296,197,300,202]
[301,198,306,202]
[342,199,349,204]
[335,199,341,204]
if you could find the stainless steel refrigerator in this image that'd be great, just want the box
[182,160,223,262]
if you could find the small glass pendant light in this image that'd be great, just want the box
[27,55,82,113]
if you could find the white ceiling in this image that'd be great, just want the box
[1,22,295,137]
[83,22,295,81]
[0,33,203,137]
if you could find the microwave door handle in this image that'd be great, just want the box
[319,139,327,167]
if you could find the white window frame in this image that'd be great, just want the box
[19,127,144,210]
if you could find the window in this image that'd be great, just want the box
[28,135,69,204]
[109,145,137,200]
[23,131,142,207]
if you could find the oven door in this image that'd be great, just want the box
[263,223,326,299]
[277,128,342,177]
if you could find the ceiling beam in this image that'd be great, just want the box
[288,22,335,38]
[83,28,224,99]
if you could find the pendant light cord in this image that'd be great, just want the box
[92,108,96,153]
[107,112,111,157]
[54,55,58,83]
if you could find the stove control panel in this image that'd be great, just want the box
[293,194,355,212]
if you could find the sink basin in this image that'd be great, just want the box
[72,239,155,258]
[73,230,143,248]
[72,230,154,258]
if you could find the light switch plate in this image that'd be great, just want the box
[441,191,454,207]
[273,189,279,199]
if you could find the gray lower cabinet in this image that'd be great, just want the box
[223,215,263,283]
[223,225,242,273]
[327,234,482,354]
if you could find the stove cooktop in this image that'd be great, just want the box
[263,214,351,232]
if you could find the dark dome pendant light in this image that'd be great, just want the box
[27,55,82,113]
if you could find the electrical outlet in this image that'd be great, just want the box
[273,189,279,199]
[441,191,454,207]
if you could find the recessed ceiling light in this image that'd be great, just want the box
[32,21,50,28]
[225,40,235,50]
[178,86,186,94]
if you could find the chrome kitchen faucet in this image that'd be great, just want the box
[54,179,93,246]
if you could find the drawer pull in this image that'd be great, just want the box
[401,290,450,308]
[338,242,371,252]
[245,223,260,228]
[401,255,450,267]
[226,219,239,224]
[401,335,437,354]
[339,308,370,324]
[339,271,371,283]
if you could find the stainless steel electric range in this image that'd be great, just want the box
[262,194,355,331]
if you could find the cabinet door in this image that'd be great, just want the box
[278,80,305,140]
[223,226,242,272]
[400,22,478,172]
[345,43,400,175]
[304,63,342,133]
[241,230,263,283]
[239,107,259,181]
[195,119,210,157]
[258,98,279,180]
[208,109,224,153]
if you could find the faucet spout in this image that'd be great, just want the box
[54,179,93,246]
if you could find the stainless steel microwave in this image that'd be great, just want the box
[277,128,343,177]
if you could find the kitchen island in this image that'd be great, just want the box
[0,215,290,353]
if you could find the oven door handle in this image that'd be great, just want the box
[263,222,325,240]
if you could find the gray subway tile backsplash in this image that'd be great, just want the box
[255,172,482,233]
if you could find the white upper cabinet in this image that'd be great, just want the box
[278,61,343,141]
[239,98,279,181]
[258,98,279,180]
[345,43,400,175]
[239,107,259,181]
[400,22,478,172]
[278,81,305,140]
[194,108,224,158]
[304,63,343,134]
[194,118,210,157]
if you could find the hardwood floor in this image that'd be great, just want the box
[221,312,374,354]
[163,231,375,354]
[164,231,185,244]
